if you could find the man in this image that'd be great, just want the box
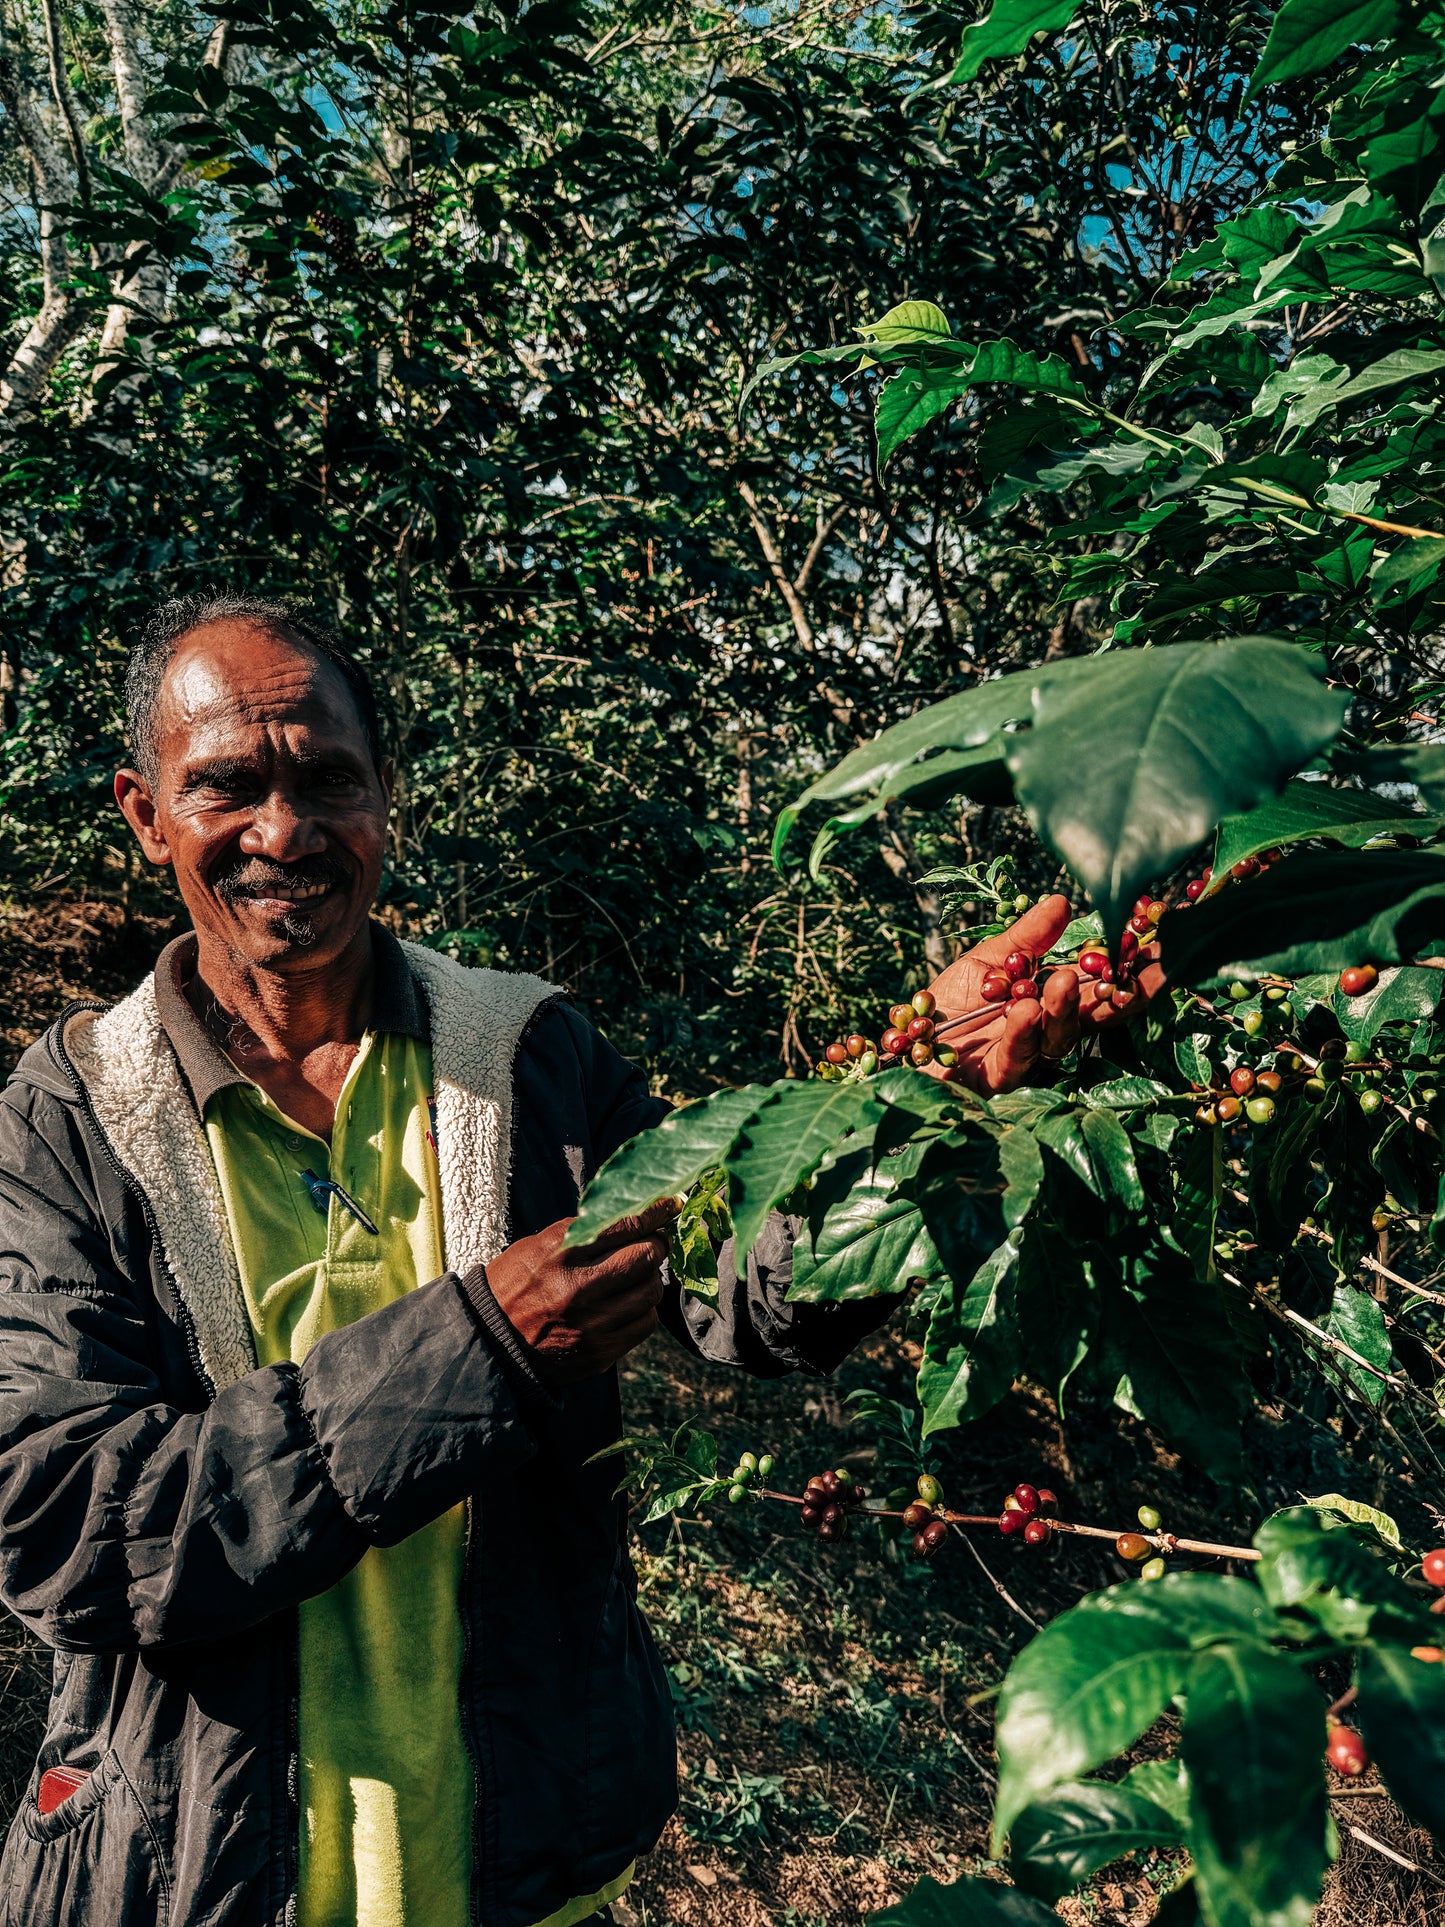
[0,594,1125,1927]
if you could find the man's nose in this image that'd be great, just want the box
[237,791,328,863]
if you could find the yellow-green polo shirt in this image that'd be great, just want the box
[203,1030,634,1927]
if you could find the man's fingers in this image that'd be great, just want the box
[1040,964,1080,1061]
[580,1195,685,1253]
[983,995,1042,1091]
[974,893,1073,968]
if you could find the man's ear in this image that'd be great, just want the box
[115,769,173,868]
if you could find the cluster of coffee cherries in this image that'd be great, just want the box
[892,1471,951,1561]
[799,1466,868,1541]
[1114,1504,1170,1582]
[997,1481,1058,1548]
[1325,1547,1445,1778]
[815,989,965,1081]
[724,1450,774,1505]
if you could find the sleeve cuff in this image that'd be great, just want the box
[457,1265,565,1415]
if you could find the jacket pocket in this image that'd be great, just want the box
[1,1752,169,1927]
[579,1555,677,1866]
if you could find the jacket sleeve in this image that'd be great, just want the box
[510,1003,901,1380]
[0,1080,542,1656]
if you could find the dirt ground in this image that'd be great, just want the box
[0,893,1440,1925]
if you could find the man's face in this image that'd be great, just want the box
[115,619,392,972]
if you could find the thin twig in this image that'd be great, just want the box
[1342,1822,1445,1888]
[949,1521,1041,1630]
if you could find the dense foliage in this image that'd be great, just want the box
[576,0,1445,1918]
[1,0,1291,1082]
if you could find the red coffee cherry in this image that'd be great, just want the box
[981,972,1010,1003]
[1326,1725,1368,1777]
[1013,1483,1039,1514]
[881,1028,909,1056]
[921,1518,949,1551]
[910,1530,934,1560]
[907,1016,935,1042]
[1231,858,1260,880]
[910,1041,934,1066]
[998,1509,1026,1536]
[1256,1070,1282,1094]
[1035,1488,1058,1514]
[912,991,937,1019]
[1097,960,1115,984]
[845,1034,868,1058]
[1023,1517,1051,1546]
[825,1042,849,1065]
[1421,1548,1445,1587]
[1411,1646,1445,1662]
[1010,979,1039,1001]
[800,1504,822,1528]
[1146,901,1165,923]
[1340,965,1378,997]
[902,1501,932,1531]
[1185,878,1206,901]
[1129,914,1153,936]
[1133,895,1153,918]
[1004,950,1033,981]
[1078,950,1108,977]
[889,1004,913,1031]
[1116,1533,1151,1562]
[1229,1066,1256,1097]
[1216,1095,1242,1123]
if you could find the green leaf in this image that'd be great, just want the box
[1099,1255,1246,1479]
[1356,1644,1445,1838]
[918,1236,1021,1435]
[1332,964,1443,1043]
[1123,1758,1192,1827]
[994,1586,1196,1844]
[1180,1643,1329,1927]
[789,1144,944,1302]
[1254,1506,1431,1640]
[1174,1123,1223,1281]
[728,1081,886,1262]
[1211,777,1430,881]
[1005,639,1347,947]
[1301,1494,1404,1556]
[869,1874,1057,1927]
[861,301,953,343]
[1159,849,1445,980]
[876,366,970,468]
[1323,1281,1393,1405]
[995,1574,1280,1850]
[1009,1779,1183,1902]
[951,0,1078,83]
[1079,1107,1145,1212]
[1251,0,1401,92]
[566,1085,767,1247]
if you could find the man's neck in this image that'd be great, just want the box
[187,925,376,1137]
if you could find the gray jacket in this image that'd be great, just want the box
[0,930,888,1927]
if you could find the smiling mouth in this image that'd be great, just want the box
[237,880,335,903]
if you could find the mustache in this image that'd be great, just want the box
[212,854,352,902]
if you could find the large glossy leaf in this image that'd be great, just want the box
[1159,848,1445,981]
[1180,1644,1328,1927]
[1250,0,1401,92]
[1210,777,1431,881]
[1005,639,1347,947]
[994,1588,1198,1843]
[951,0,1078,82]
[1355,1644,1445,1838]
[772,658,1096,873]
[789,1143,944,1302]
[918,1236,1022,1435]
[1254,1506,1432,1640]
[869,1875,1056,1927]
[565,1085,769,1246]
[727,1080,887,1261]
[1100,1253,1247,1479]
[1009,1779,1183,1901]
[1322,1280,1392,1405]
[1015,1216,1097,1403]
[1330,964,1443,1043]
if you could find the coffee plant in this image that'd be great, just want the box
[578,0,1445,1916]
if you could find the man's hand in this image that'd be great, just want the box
[923,894,1163,1095]
[486,1198,679,1383]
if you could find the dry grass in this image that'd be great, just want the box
[0,898,1440,1924]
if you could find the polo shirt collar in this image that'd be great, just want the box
[152,923,428,1113]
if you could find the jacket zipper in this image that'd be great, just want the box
[54,1002,300,1927]
[458,1495,486,1926]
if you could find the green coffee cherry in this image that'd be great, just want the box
[1140,1556,1167,1581]
[1265,985,1289,1002]
[1345,1041,1368,1064]
[1246,1095,1276,1125]
[1358,1090,1384,1116]
[727,1484,748,1504]
[1318,1058,1344,1083]
[1242,1009,1265,1037]
[916,1473,944,1508]
[757,1454,774,1480]
[1229,982,1251,1003]
[1304,1076,1328,1102]
[1012,894,1031,916]
[1137,1505,1162,1532]
[738,1452,757,1474]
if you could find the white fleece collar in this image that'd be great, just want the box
[63,943,557,1393]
